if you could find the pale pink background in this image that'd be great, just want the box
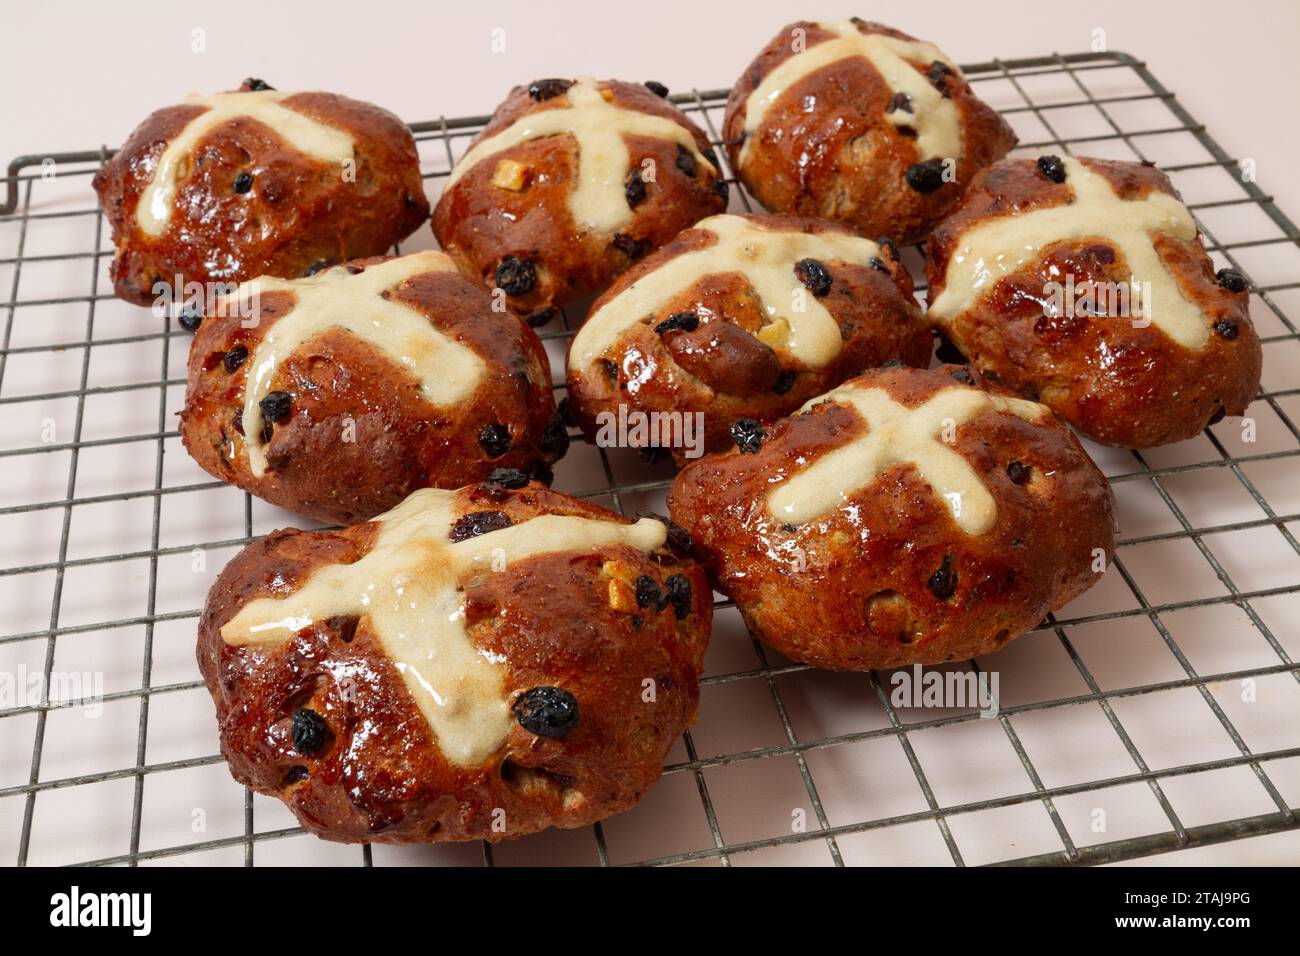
[0,0,1297,868]
[2,0,1299,214]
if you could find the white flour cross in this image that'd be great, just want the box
[444,77,717,234]
[739,20,963,166]
[570,214,884,372]
[233,252,485,478]
[137,90,355,236]
[221,488,668,765]
[928,155,1206,349]
[767,382,1047,535]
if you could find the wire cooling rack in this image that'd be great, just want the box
[1,50,1298,868]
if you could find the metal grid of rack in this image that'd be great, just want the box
[1,50,1298,867]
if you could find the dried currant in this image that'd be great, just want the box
[926,61,953,96]
[905,159,946,193]
[665,574,692,620]
[260,390,293,423]
[1216,268,1248,293]
[612,233,650,260]
[222,345,248,372]
[178,300,204,332]
[290,708,328,755]
[625,168,647,207]
[730,417,765,454]
[449,510,513,542]
[772,370,796,395]
[528,78,573,101]
[928,555,958,600]
[675,143,697,177]
[484,467,530,490]
[635,574,667,610]
[1006,461,1030,485]
[654,311,699,334]
[794,257,833,297]
[479,422,512,458]
[513,686,579,738]
[233,171,254,194]
[1214,319,1239,340]
[644,80,669,98]
[495,256,536,296]
[1036,155,1067,184]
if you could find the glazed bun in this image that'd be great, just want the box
[723,19,1015,244]
[93,79,429,305]
[926,155,1262,447]
[180,251,566,525]
[433,77,729,321]
[566,213,931,458]
[669,365,1116,671]
[199,484,710,843]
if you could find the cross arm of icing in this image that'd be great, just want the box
[570,215,882,374]
[138,91,355,236]
[766,384,1047,534]
[234,251,486,478]
[219,488,667,765]
[444,78,718,234]
[740,21,963,166]
[928,156,1207,350]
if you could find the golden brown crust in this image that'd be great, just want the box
[925,157,1263,447]
[432,79,728,317]
[197,483,710,843]
[565,214,932,456]
[668,365,1116,671]
[722,20,1016,245]
[93,83,429,306]
[179,255,564,525]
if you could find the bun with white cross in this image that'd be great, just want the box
[198,482,710,843]
[432,77,729,321]
[93,79,429,306]
[926,155,1262,447]
[566,213,932,457]
[668,364,1116,670]
[722,20,1016,245]
[179,251,566,525]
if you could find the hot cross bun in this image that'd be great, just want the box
[432,77,729,321]
[926,155,1263,447]
[566,213,931,458]
[93,79,429,306]
[198,484,710,843]
[722,20,1016,245]
[179,251,566,525]
[668,365,1116,671]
